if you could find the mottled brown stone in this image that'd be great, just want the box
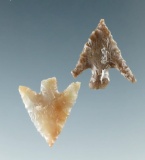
[71,19,136,89]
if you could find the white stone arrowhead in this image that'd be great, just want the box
[19,77,81,147]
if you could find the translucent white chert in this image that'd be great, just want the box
[71,19,136,89]
[19,77,81,147]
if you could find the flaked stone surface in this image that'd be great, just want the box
[19,77,81,147]
[71,19,136,89]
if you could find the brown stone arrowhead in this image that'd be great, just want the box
[71,19,136,89]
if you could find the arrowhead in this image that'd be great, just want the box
[71,19,136,89]
[19,77,81,147]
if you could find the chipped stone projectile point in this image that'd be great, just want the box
[71,19,136,89]
[19,77,81,147]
